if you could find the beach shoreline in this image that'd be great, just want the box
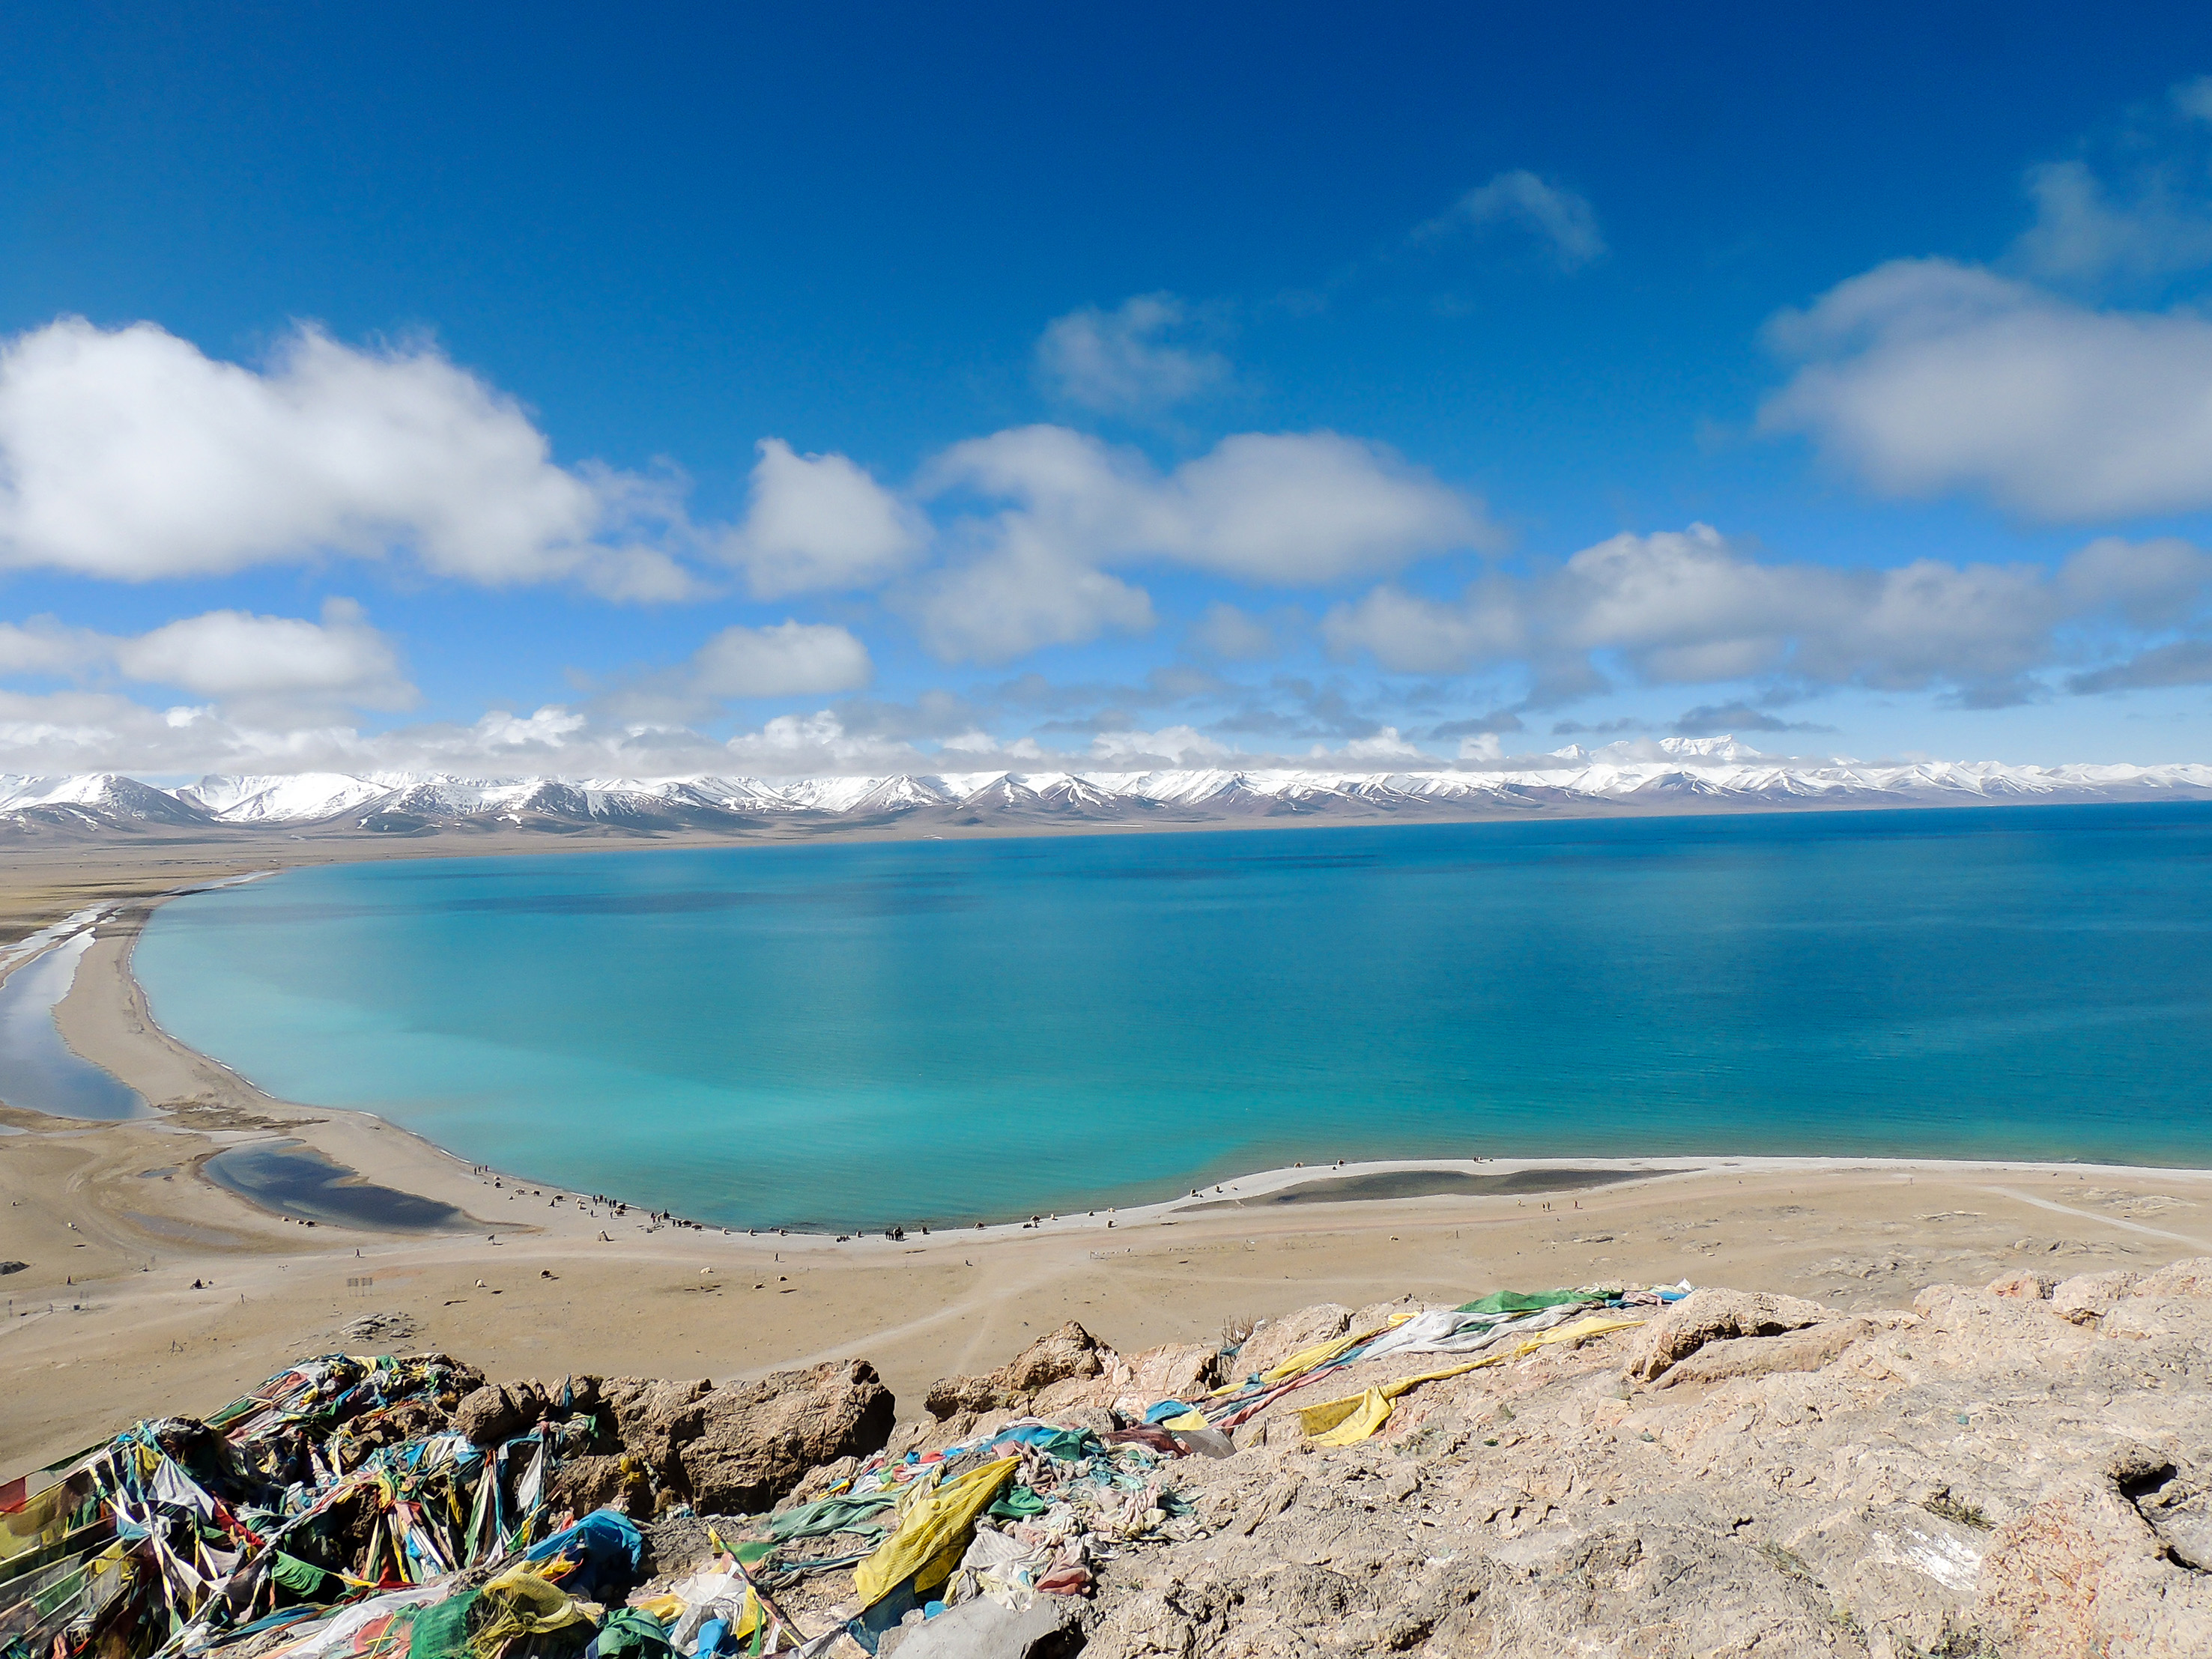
[5,829,2212,1478]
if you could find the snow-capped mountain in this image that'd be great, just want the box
[2,738,2208,841]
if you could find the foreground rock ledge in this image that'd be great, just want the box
[471,1265,2212,1657]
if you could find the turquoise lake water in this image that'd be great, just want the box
[131,804,2212,1230]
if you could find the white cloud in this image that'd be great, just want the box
[910,532,1156,664]
[0,620,99,677]
[721,709,932,774]
[722,438,927,598]
[689,620,873,699]
[1324,523,2212,700]
[1088,724,1232,765]
[111,598,413,711]
[1761,258,2212,520]
[2068,637,2212,692]
[1318,726,1421,761]
[927,424,1485,590]
[463,706,590,751]
[0,599,416,728]
[1322,578,1522,673]
[1035,294,1231,415]
[2010,160,2212,285]
[1416,171,1606,269]
[0,318,626,585]
[0,318,715,601]
[2003,80,2212,287]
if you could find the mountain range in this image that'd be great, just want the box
[1,738,2207,842]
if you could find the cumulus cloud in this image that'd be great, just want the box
[1321,726,1422,762]
[721,438,927,598]
[112,599,413,711]
[0,620,99,677]
[908,425,1479,663]
[1324,523,2212,701]
[1088,724,1233,765]
[0,318,699,598]
[910,533,1156,664]
[1760,259,2212,520]
[0,598,415,728]
[459,706,591,753]
[1415,171,1606,269]
[689,621,873,699]
[1322,578,1523,674]
[0,690,706,780]
[1035,294,1231,415]
[924,422,1482,621]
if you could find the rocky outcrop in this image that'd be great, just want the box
[453,1375,587,1445]
[1617,1286,1834,1381]
[677,1360,897,1513]
[600,1377,714,1478]
[924,1323,1112,1419]
[1054,1263,2212,1658]
[1647,1312,1882,1389]
[455,1362,894,1514]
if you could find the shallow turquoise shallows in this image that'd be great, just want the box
[132,804,2212,1230]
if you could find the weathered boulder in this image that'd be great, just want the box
[676,1359,896,1512]
[1002,1322,1108,1392]
[1619,1288,1834,1383]
[2050,1269,2140,1324]
[924,1323,1109,1419]
[451,1374,600,1446]
[922,1373,1012,1419]
[1986,1268,2057,1299]
[600,1377,712,1479]
[2135,1255,2212,1298]
[546,1452,652,1515]
[1118,1341,1219,1404]
[1649,1315,1874,1389]
[454,1380,545,1445]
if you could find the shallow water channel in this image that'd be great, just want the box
[0,932,142,1120]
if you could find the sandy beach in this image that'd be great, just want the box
[5,831,2211,1476]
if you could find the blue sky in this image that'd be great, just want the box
[7,1,2212,777]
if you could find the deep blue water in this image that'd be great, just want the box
[131,805,2212,1229]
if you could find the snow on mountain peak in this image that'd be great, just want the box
[1,750,2208,837]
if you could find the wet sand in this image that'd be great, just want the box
[4,833,2211,1476]
[1184,1166,1648,1207]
